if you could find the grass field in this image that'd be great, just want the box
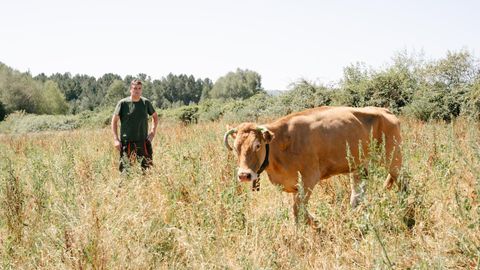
[0,117,479,269]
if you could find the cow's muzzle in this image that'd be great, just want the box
[238,169,260,191]
[238,172,252,182]
[237,169,258,182]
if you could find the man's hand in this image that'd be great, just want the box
[114,138,121,151]
[111,115,121,151]
[147,131,155,142]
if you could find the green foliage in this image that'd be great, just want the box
[199,78,214,102]
[404,85,461,122]
[0,111,79,133]
[338,59,415,113]
[274,80,332,115]
[403,50,477,121]
[169,105,199,125]
[2,49,480,123]
[221,93,276,122]
[152,74,208,109]
[337,62,372,107]
[0,63,42,113]
[76,109,113,128]
[0,109,113,133]
[0,65,70,115]
[163,92,277,124]
[37,80,69,114]
[197,99,225,122]
[1,118,479,268]
[47,72,82,101]
[210,68,264,100]
[336,50,480,121]
[464,79,480,119]
[104,80,127,106]
[367,67,415,113]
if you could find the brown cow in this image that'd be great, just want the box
[224,106,402,227]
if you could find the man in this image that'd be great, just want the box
[111,79,159,171]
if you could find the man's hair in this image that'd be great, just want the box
[130,79,143,86]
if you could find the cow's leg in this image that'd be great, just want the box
[350,169,366,208]
[292,179,318,228]
[383,173,396,190]
[293,191,316,227]
[384,140,403,190]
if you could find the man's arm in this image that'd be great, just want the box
[111,114,121,150]
[147,112,159,141]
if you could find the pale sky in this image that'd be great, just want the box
[1,0,479,90]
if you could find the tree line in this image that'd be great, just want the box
[173,49,480,124]
[0,66,263,120]
[1,49,479,123]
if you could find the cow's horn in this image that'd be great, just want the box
[223,128,237,151]
[256,126,269,133]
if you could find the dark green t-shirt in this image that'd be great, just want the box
[114,97,155,142]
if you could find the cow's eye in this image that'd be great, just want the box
[255,144,261,151]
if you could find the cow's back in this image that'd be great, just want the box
[266,106,401,179]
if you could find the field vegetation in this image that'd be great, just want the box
[1,116,479,269]
[1,49,479,268]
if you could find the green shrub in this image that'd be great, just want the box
[404,83,464,122]
[0,111,79,133]
[77,109,113,128]
[221,93,276,123]
[463,79,480,119]
[197,99,225,122]
[273,80,332,115]
[173,105,199,125]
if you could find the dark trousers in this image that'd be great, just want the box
[119,140,153,172]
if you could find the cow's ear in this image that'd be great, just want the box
[262,130,274,143]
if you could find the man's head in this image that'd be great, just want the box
[224,123,274,182]
[130,79,143,100]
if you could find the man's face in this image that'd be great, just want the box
[130,84,142,98]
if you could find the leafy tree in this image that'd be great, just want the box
[123,75,136,87]
[175,105,199,125]
[274,80,332,115]
[0,64,41,113]
[49,73,78,101]
[209,68,264,100]
[200,78,213,101]
[37,80,69,114]
[152,73,207,108]
[337,54,418,114]
[34,73,48,83]
[75,75,98,112]
[104,79,127,106]
[405,50,478,121]
[97,73,122,99]
[426,50,476,88]
[466,79,480,119]
[367,67,415,113]
[337,63,372,107]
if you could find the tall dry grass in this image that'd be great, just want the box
[0,117,479,269]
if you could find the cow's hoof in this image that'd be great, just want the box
[307,217,321,230]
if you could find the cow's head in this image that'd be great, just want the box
[224,123,274,182]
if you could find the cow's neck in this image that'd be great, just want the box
[252,144,269,191]
[257,144,270,174]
